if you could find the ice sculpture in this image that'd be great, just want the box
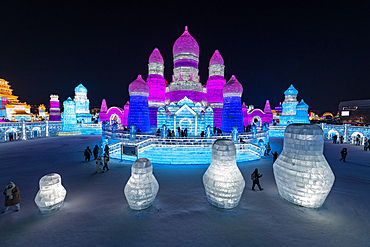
[203,139,245,209]
[273,124,335,208]
[124,158,159,210]
[34,173,67,212]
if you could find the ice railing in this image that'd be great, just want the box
[108,137,264,157]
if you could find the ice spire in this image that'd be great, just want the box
[100,99,107,113]
[264,100,271,114]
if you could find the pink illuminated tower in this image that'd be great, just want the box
[49,94,61,121]
[206,50,226,128]
[98,99,109,123]
[122,101,129,126]
[169,26,205,103]
[147,48,166,129]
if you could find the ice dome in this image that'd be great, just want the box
[34,173,67,212]
[209,50,224,65]
[284,84,298,96]
[297,99,309,109]
[124,158,159,210]
[128,75,149,96]
[223,75,243,97]
[148,47,164,64]
[74,83,87,93]
[63,97,75,106]
[173,26,199,56]
[273,124,335,208]
[203,139,245,209]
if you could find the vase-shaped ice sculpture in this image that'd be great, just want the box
[35,173,67,212]
[124,158,159,210]
[273,124,335,208]
[203,139,245,209]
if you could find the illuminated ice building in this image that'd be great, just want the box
[73,84,92,123]
[279,84,309,125]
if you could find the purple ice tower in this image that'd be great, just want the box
[221,75,244,133]
[99,99,109,123]
[147,48,166,129]
[169,26,204,103]
[127,75,151,132]
[206,50,226,128]
[49,94,61,121]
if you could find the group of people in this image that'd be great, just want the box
[332,135,344,144]
[84,144,110,174]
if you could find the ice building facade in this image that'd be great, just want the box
[273,124,335,208]
[279,85,309,125]
[62,97,78,132]
[243,100,273,127]
[73,84,92,123]
[157,96,213,136]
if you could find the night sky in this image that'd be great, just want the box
[1,1,369,114]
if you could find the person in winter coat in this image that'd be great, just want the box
[95,156,104,173]
[84,146,92,162]
[103,153,110,171]
[340,148,348,162]
[2,181,21,213]
[272,151,278,163]
[104,144,109,155]
[251,168,263,191]
[265,142,271,155]
[93,145,99,160]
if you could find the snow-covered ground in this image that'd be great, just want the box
[0,136,369,247]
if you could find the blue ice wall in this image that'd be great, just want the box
[221,96,243,133]
[127,95,151,132]
[62,97,77,132]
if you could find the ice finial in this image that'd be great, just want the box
[148,47,164,64]
[101,99,107,113]
[172,75,175,82]
[178,73,184,81]
[189,73,194,81]
[264,100,271,113]
[198,75,200,82]
[284,84,298,96]
[185,26,188,31]
[209,50,224,65]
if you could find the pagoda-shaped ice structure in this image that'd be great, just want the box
[127,75,151,132]
[203,139,245,209]
[221,75,244,133]
[73,83,92,123]
[62,97,77,132]
[279,84,309,125]
[206,50,226,128]
[273,124,335,208]
[124,158,159,210]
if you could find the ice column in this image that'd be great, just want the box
[49,94,61,121]
[203,139,245,209]
[273,124,335,208]
[124,158,159,210]
[34,173,67,212]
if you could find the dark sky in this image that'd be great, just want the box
[0,1,369,114]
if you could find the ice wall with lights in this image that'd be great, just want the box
[221,75,244,133]
[273,124,335,208]
[49,94,61,121]
[127,75,151,132]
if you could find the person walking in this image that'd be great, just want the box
[251,168,263,191]
[333,135,338,144]
[103,153,110,171]
[93,145,99,160]
[2,181,21,213]
[339,135,344,144]
[364,141,369,151]
[84,146,92,162]
[104,144,109,155]
[340,148,348,162]
[95,156,104,173]
[266,142,271,155]
[272,151,278,163]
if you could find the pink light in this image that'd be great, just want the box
[173,26,199,56]
[129,75,149,95]
[148,48,164,64]
[209,50,224,65]
[223,75,243,96]
[100,99,108,113]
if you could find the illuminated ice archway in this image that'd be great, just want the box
[351,131,365,145]
[31,127,41,138]
[252,116,262,127]
[327,129,340,139]
[179,117,193,134]
[4,128,19,141]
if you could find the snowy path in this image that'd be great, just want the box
[0,136,369,246]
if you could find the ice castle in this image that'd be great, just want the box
[279,84,309,125]
[100,26,272,134]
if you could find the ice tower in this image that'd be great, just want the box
[98,99,109,123]
[62,97,77,132]
[127,75,151,132]
[206,50,226,128]
[295,99,309,123]
[221,75,244,133]
[169,26,204,103]
[279,84,309,125]
[147,48,166,128]
[49,94,61,121]
[73,83,92,123]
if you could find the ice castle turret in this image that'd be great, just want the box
[207,50,226,128]
[49,94,61,121]
[279,84,309,125]
[62,97,77,132]
[127,75,151,132]
[98,99,109,123]
[264,100,271,114]
[169,26,204,103]
[73,83,92,123]
[221,75,244,133]
[147,48,166,129]
[295,99,309,123]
